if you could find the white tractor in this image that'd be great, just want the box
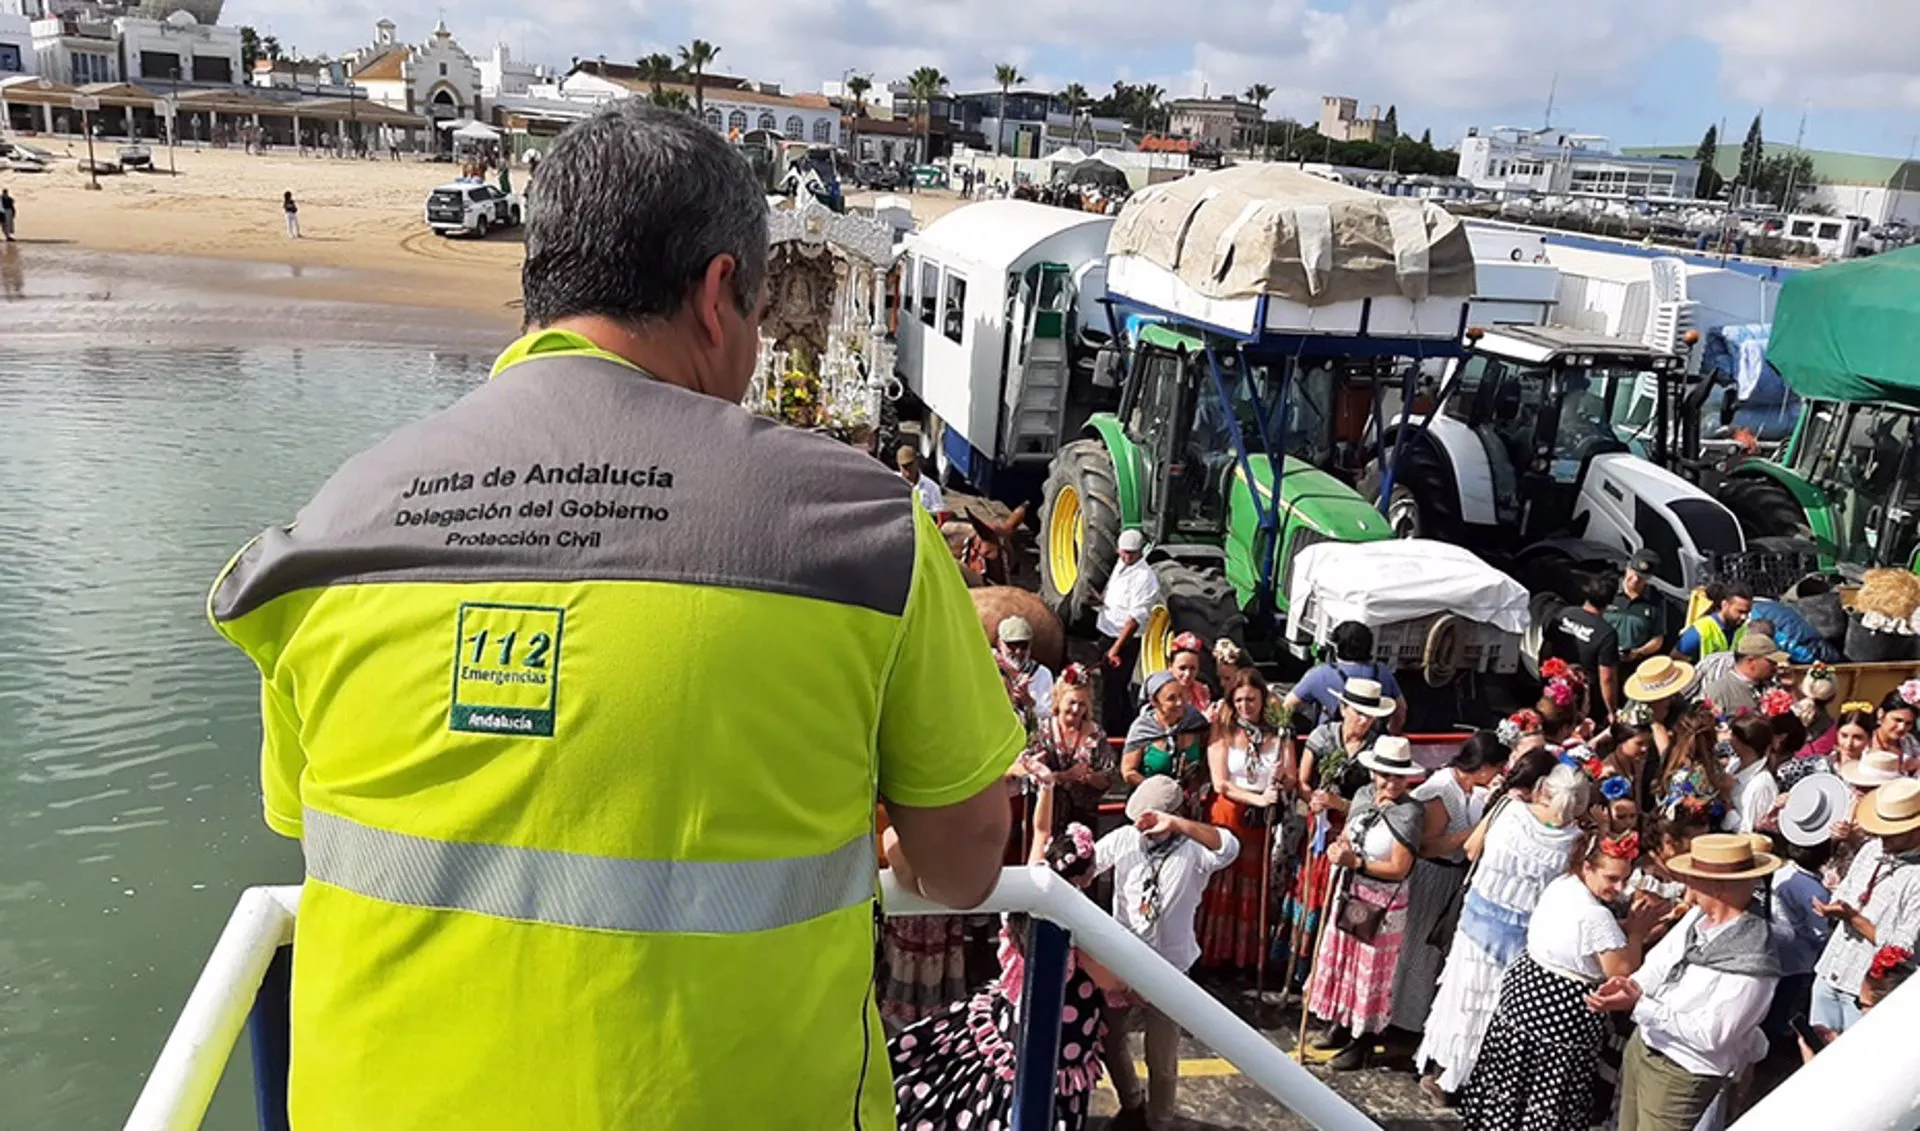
[1378,324,1798,645]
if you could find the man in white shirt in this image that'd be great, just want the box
[994,614,1053,732]
[1587,833,1782,1131]
[1810,779,1920,1032]
[1094,775,1238,1130]
[895,444,946,518]
[1096,528,1160,734]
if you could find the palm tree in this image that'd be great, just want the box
[906,66,948,164]
[993,63,1025,156]
[1060,82,1089,118]
[638,52,677,103]
[677,39,720,119]
[845,73,872,158]
[1136,82,1165,133]
[1244,84,1273,156]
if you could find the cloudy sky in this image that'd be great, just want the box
[229,0,1920,157]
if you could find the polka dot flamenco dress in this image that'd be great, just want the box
[889,936,1106,1131]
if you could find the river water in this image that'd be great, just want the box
[1,253,508,1129]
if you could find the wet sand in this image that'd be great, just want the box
[1,145,523,321]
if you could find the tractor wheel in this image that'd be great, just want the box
[1717,476,1810,542]
[1141,561,1246,683]
[1039,439,1122,630]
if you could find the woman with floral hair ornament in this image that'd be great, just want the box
[889,823,1121,1131]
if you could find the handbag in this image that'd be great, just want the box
[1336,887,1391,943]
[1426,795,1510,949]
[1334,808,1407,944]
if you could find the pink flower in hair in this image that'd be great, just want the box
[1544,679,1577,710]
[1900,679,1920,709]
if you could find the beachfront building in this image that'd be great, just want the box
[1165,96,1263,153]
[945,89,1127,159]
[341,18,481,138]
[1318,95,1391,143]
[845,114,922,166]
[30,7,117,84]
[559,61,840,148]
[115,8,238,84]
[1460,125,1701,200]
[477,41,547,101]
[0,7,31,77]
[1625,141,1920,228]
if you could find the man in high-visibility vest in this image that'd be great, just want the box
[209,102,1021,1130]
[1676,580,1755,662]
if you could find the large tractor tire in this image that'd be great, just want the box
[1379,440,1462,542]
[1039,439,1123,630]
[1717,475,1811,542]
[1141,561,1246,683]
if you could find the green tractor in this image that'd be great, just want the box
[1038,322,1414,675]
[1715,248,1920,576]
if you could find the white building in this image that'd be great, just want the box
[559,64,840,147]
[342,18,481,125]
[115,8,238,84]
[1459,126,1701,200]
[0,7,31,77]
[476,41,546,101]
[1165,97,1262,152]
[31,9,116,84]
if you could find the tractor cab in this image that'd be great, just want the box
[1437,326,1688,541]
[1779,400,1920,574]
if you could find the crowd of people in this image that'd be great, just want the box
[879,527,1920,1131]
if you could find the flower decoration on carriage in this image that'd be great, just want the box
[1843,700,1876,715]
[1600,831,1640,860]
[1901,679,1920,709]
[1870,945,1914,981]
[1760,687,1798,719]
[1600,774,1633,802]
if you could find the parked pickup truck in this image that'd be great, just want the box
[424,181,520,238]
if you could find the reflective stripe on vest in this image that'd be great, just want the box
[303,808,877,935]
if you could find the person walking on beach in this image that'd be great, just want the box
[0,189,15,241]
[208,102,1022,1130]
[281,190,299,239]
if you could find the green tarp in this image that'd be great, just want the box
[1767,245,1920,409]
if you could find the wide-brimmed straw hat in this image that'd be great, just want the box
[1624,656,1694,702]
[1359,736,1425,777]
[1841,750,1905,788]
[1668,832,1783,882]
[1337,678,1397,719]
[1780,774,1855,847]
[1858,779,1920,837]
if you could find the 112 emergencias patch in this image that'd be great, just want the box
[449,602,564,737]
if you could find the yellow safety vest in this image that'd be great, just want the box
[210,330,1023,1129]
[1687,613,1746,659]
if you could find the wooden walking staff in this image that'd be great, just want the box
[1290,810,1349,1062]
[1254,819,1276,998]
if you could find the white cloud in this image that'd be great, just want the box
[1692,0,1920,109]
[228,0,1920,142]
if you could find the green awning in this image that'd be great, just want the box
[1766,246,1920,409]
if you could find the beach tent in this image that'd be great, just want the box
[453,121,502,141]
[1059,158,1129,191]
[1767,246,1920,410]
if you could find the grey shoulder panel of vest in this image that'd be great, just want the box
[210,355,917,621]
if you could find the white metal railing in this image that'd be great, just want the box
[126,885,301,1131]
[125,870,1919,1131]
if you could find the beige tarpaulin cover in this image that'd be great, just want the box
[1107,164,1476,306]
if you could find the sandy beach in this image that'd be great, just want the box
[0,144,971,322]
